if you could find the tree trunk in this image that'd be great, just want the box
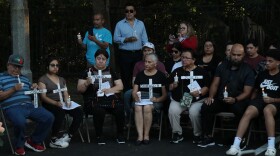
[10,0,32,81]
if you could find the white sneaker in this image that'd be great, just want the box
[226,145,240,155]
[265,147,276,156]
[61,133,71,143]
[49,138,69,148]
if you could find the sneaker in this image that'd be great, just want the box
[265,147,276,156]
[24,138,45,152]
[49,138,69,148]
[61,133,72,143]
[240,138,247,150]
[193,135,202,144]
[170,133,184,144]
[197,137,215,147]
[116,136,126,144]
[226,145,240,155]
[96,136,106,145]
[15,148,25,155]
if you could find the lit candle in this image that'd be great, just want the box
[262,88,267,97]
[17,75,21,83]
[174,73,178,83]
[67,95,71,107]
[223,86,228,98]
[77,32,81,40]
[87,68,91,78]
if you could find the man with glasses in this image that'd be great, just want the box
[113,2,148,92]
[78,12,112,67]
[0,54,54,155]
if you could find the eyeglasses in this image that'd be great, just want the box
[179,27,186,30]
[50,64,59,67]
[172,50,180,54]
[125,9,134,13]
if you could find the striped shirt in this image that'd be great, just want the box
[0,72,32,109]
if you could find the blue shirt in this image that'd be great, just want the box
[0,72,32,109]
[113,18,148,50]
[83,27,112,66]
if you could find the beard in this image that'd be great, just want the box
[230,59,243,67]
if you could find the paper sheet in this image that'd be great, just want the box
[135,99,153,105]
[62,101,81,110]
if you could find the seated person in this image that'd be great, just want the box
[199,44,255,148]
[168,49,210,144]
[132,53,167,145]
[77,49,125,145]
[0,54,54,155]
[38,57,83,148]
[124,42,166,119]
[226,49,280,156]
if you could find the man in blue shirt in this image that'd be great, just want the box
[78,12,112,66]
[0,54,54,155]
[113,3,148,91]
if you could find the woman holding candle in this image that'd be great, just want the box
[168,49,210,144]
[132,53,167,145]
[38,57,83,148]
[226,49,280,156]
[77,49,125,145]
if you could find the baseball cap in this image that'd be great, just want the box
[143,42,155,51]
[8,54,24,67]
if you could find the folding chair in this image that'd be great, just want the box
[127,108,164,141]
[212,112,251,147]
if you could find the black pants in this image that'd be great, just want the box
[92,106,125,137]
[118,49,142,92]
[42,102,83,137]
[200,99,249,136]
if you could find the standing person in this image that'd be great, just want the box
[0,54,54,155]
[226,49,280,156]
[168,49,210,144]
[0,122,4,133]
[78,12,112,67]
[196,40,222,80]
[38,57,83,148]
[113,2,148,92]
[198,44,255,148]
[225,41,234,61]
[244,39,265,70]
[77,49,125,145]
[167,21,198,53]
[164,42,182,74]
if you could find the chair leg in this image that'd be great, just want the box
[78,128,85,143]
[126,109,132,141]
[158,110,163,141]
[211,115,217,137]
[84,117,90,143]
[1,108,14,154]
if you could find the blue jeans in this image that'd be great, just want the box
[4,103,54,148]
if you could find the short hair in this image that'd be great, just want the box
[95,49,109,59]
[172,42,182,52]
[46,56,59,68]
[226,41,234,47]
[265,49,280,61]
[246,39,258,47]
[145,53,158,63]
[181,48,197,60]
[93,12,104,19]
[124,2,136,10]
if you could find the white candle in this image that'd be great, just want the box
[17,75,21,83]
[174,73,178,83]
[262,88,267,97]
[223,86,228,98]
[87,68,91,78]
[137,91,141,101]
[67,95,71,107]
[77,32,81,39]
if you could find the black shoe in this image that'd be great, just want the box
[116,136,126,144]
[135,140,142,146]
[240,138,247,150]
[170,133,184,144]
[197,137,215,147]
[143,139,150,145]
[193,135,202,144]
[96,136,106,145]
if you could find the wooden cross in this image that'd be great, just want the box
[92,70,111,96]
[140,79,162,99]
[53,83,67,104]
[181,71,203,83]
[24,88,47,108]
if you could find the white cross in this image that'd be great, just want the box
[181,71,203,83]
[140,79,162,99]
[53,83,67,103]
[92,70,111,96]
[24,88,47,108]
